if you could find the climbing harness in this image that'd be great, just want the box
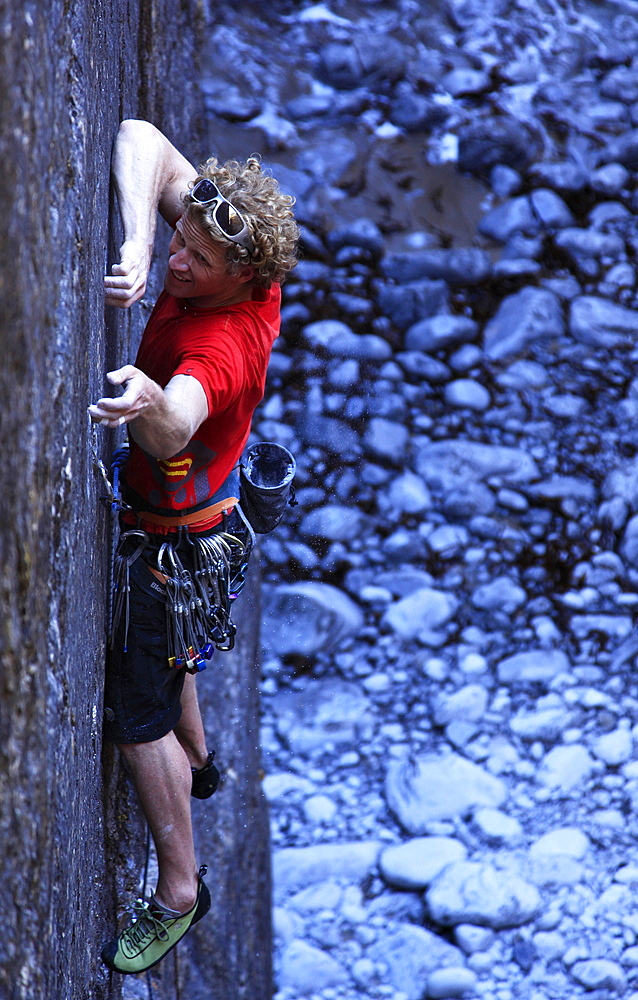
[92,427,293,673]
[100,461,253,668]
[91,421,252,666]
[109,520,253,668]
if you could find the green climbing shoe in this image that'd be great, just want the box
[101,866,210,975]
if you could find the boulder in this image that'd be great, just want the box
[457,117,543,178]
[570,295,638,348]
[382,587,459,638]
[273,841,382,899]
[263,583,364,656]
[483,287,564,360]
[416,440,539,492]
[272,678,372,754]
[367,924,465,1000]
[385,754,506,831]
[379,837,468,889]
[426,862,541,928]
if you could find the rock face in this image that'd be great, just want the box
[0,5,271,1000]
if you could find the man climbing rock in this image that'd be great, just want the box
[89,119,298,975]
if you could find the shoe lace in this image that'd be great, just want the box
[125,899,170,947]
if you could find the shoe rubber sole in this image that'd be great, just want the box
[102,870,211,975]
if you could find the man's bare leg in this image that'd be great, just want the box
[119,731,198,913]
[174,672,208,769]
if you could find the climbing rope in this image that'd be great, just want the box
[174,947,181,1000]
[91,418,199,1000]
[141,825,155,1000]
[91,420,157,1000]
[141,822,181,1000]
[89,416,131,632]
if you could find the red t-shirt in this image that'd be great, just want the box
[122,284,281,514]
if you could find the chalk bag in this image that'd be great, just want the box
[239,441,296,534]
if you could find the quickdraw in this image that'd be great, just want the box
[110,529,149,652]
[89,417,132,515]
[90,422,132,636]
[109,525,248,672]
[94,429,252,672]
[158,530,240,672]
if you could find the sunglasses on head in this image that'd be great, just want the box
[188,178,254,251]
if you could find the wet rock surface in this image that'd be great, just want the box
[1,5,273,1000]
[0,3,202,999]
[200,2,638,999]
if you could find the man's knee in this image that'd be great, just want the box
[117,735,168,758]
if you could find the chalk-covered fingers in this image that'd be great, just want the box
[88,366,160,427]
[104,239,152,308]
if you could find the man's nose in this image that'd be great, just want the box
[169,247,190,270]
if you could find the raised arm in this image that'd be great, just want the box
[104,119,198,308]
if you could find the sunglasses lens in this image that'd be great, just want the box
[215,201,244,236]
[191,179,219,202]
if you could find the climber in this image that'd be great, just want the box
[89,119,298,975]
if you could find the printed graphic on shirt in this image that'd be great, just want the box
[158,456,193,480]
[150,441,217,494]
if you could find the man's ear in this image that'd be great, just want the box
[237,265,255,283]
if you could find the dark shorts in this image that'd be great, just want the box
[103,508,252,745]
[103,556,185,745]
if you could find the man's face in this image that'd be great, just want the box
[165,210,252,307]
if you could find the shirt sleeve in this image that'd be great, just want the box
[171,324,247,416]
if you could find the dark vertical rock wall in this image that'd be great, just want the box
[0,3,202,998]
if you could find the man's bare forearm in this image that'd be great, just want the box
[89,367,209,459]
[105,120,198,308]
[128,387,201,459]
[113,120,192,243]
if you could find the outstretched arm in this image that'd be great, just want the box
[88,366,209,459]
[104,119,198,309]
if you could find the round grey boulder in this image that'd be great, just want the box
[385,753,506,831]
[263,582,363,656]
[426,861,541,929]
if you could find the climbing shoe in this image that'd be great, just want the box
[101,866,211,975]
[191,750,221,799]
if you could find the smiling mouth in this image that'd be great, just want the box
[170,270,190,282]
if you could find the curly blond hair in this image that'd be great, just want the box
[183,155,299,288]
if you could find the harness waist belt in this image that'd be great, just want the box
[134,495,239,529]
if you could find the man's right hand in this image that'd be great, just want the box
[104,239,152,309]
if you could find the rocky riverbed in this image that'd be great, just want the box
[199,2,638,998]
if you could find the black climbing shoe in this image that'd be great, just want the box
[101,866,211,975]
[191,750,221,799]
